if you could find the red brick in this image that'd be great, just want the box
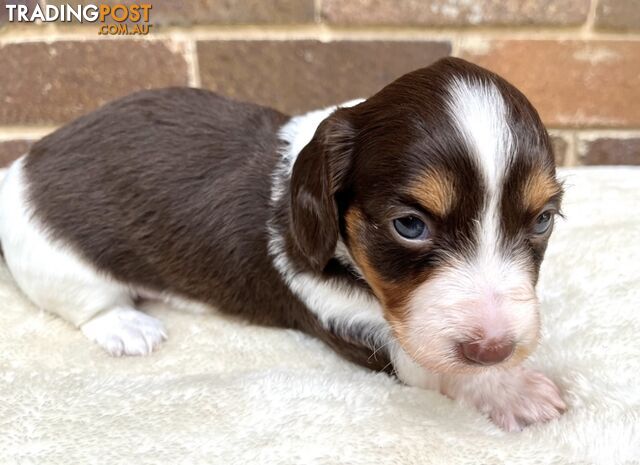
[153,0,315,25]
[321,0,589,26]
[0,139,33,166]
[595,0,640,31]
[579,136,640,165]
[460,41,640,128]
[197,40,451,114]
[0,41,189,125]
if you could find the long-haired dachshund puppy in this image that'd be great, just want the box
[0,57,565,431]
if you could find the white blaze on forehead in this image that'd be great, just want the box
[446,77,516,266]
[446,77,514,192]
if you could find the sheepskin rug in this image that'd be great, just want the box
[0,167,639,465]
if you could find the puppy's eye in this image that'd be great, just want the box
[393,216,429,241]
[532,210,554,235]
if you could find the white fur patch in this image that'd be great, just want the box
[0,157,133,327]
[446,77,514,193]
[390,344,441,390]
[268,229,388,341]
[0,157,170,355]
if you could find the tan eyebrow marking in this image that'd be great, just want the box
[522,169,562,212]
[408,170,456,218]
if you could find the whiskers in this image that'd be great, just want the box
[367,337,394,363]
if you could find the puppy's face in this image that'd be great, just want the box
[290,58,562,374]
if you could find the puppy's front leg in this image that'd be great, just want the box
[393,349,566,431]
[439,366,566,431]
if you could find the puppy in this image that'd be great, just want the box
[0,57,565,431]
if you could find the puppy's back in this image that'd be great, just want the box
[22,88,291,313]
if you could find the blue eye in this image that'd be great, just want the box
[393,215,429,240]
[533,210,554,235]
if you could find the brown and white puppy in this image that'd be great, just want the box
[0,58,565,431]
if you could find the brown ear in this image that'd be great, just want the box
[289,110,354,271]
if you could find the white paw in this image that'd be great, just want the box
[442,366,566,432]
[480,368,566,431]
[81,307,167,356]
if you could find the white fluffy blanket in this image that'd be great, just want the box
[0,167,639,465]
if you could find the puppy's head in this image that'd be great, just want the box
[290,57,562,374]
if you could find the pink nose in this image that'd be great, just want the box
[459,339,515,366]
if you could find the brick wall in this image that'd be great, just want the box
[1,0,639,167]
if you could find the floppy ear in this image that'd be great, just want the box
[289,109,355,271]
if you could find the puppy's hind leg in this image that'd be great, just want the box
[81,306,167,356]
[0,157,167,356]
